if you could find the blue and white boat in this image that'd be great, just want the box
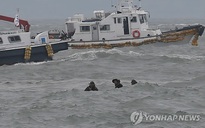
[0,15,68,66]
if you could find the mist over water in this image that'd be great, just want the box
[0,19,205,128]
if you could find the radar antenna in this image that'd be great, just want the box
[139,0,142,8]
[137,0,142,10]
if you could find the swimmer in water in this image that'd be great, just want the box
[84,81,98,91]
[131,79,138,85]
[112,79,123,88]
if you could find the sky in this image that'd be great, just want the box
[0,0,205,20]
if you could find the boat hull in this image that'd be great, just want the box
[68,24,204,49]
[0,41,68,66]
[68,36,156,45]
[160,34,193,45]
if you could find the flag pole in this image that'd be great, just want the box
[14,8,20,29]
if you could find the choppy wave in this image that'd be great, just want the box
[65,48,205,63]
[14,61,48,66]
[68,50,98,61]
[156,54,205,61]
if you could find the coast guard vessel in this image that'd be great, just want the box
[35,0,204,49]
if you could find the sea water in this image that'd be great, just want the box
[0,19,204,128]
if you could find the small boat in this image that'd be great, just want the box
[0,14,68,66]
[35,0,204,49]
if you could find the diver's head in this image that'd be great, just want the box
[131,79,137,85]
[112,79,120,84]
[89,81,95,87]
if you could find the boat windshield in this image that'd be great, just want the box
[139,14,147,24]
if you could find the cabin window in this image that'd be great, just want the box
[49,34,60,39]
[131,16,137,22]
[48,30,61,39]
[0,37,3,44]
[49,33,60,39]
[139,14,144,24]
[139,14,147,24]
[117,18,122,23]
[100,25,110,31]
[143,14,148,22]
[114,18,117,24]
[8,36,21,43]
[80,26,90,32]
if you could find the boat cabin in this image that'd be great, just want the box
[0,31,31,49]
[65,0,161,41]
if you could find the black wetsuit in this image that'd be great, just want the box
[84,86,98,91]
[115,83,123,88]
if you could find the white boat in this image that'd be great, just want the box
[66,0,162,42]
[0,15,68,66]
[35,0,204,49]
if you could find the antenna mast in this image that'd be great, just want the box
[111,0,114,7]
[139,0,142,8]
[14,8,20,27]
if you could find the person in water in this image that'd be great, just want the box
[112,79,123,88]
[84,81,98,91]
[131,79,138,85]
